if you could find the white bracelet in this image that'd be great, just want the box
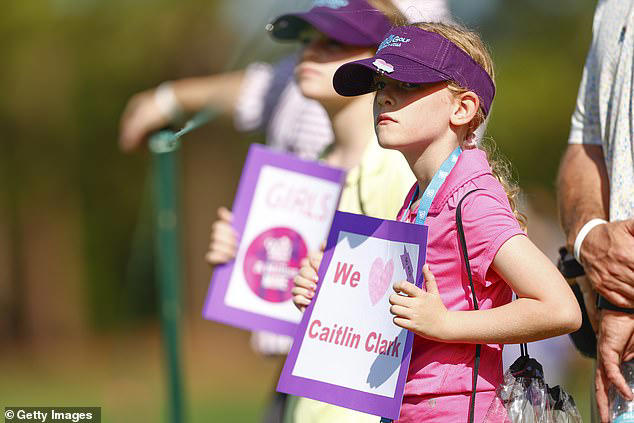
[154,81,185,122]
[573,218,608,262]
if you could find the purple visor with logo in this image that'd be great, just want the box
[333,26,496,116]
[268,0,392,47]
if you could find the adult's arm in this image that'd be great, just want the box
[558,144,608,251]
[119,70,245,152]
[557,144,634,307]
[558,126,634,423]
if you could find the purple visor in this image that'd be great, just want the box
[333,26,496,116]
[268,0,392,47]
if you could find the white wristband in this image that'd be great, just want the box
[573,218,608,262]
[154,81,185,122]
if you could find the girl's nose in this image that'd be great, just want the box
[375,88,394,107]
[301,40,321,62]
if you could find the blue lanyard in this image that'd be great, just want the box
[401,147,461,225]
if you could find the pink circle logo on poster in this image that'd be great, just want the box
[243,227,308,303]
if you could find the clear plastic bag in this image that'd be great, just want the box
[609,360,634,423]
[548,385,582,423]
[484,354,582,423]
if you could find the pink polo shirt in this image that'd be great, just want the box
[395,148,525,423]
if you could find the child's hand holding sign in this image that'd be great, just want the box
[389,265,450,342]
[292,250,323,312]
[205,207,238,267]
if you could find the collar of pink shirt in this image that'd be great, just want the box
[398,148,493,221]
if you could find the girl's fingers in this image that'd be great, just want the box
[208,241,237,258]
[211,219,235,233]
[209,232,237,247]
[422,264,439,294]
[308,250,323,271]
[291,286,314,299]
[294,274,317,290]
[206,208,237,267]
[393,281,422,297]
[393,317,413,330]
[209,235,237,252]
[217,206,233,223]
[389,304,411,318]
[207,242,236,260]
[298,266,318,282]
[211,222,238,243]
[389,293,413,307]
[293,295,311,311]
[205,251,233,266]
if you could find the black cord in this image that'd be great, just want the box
[456,189,483,423]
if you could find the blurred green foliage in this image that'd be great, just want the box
[477,1,595,190]
[1,0,226,330]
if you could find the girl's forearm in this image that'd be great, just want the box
[429,234,582,345]
[437,297,581,344]
[172,70,245,116]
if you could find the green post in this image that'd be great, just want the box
[149,130,186,423]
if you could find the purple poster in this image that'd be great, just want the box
[277,211,428,419]
[202,144,345,336]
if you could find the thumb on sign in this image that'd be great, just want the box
[422,264,439,294]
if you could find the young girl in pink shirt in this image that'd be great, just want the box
[294,22,582,422]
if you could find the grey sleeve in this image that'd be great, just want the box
[233,55,297,133]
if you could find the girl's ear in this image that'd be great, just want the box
[449,91,480,128]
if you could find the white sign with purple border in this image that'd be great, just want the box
[202,144,345,336]
[278,211,428,419]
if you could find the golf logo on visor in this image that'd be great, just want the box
[312,0,349,9]
[377,34,411,51]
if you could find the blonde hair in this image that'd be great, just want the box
[367,0,408,26]
[413,21,527,230]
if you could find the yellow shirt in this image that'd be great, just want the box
[338,136,415,218]
[288,137,415,423]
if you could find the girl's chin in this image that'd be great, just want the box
[376,132,406,150]
[376,138,404,150]
[298,80,330,100]
[299,90,346,109]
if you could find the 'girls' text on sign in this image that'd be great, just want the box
[265,182,335,223]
